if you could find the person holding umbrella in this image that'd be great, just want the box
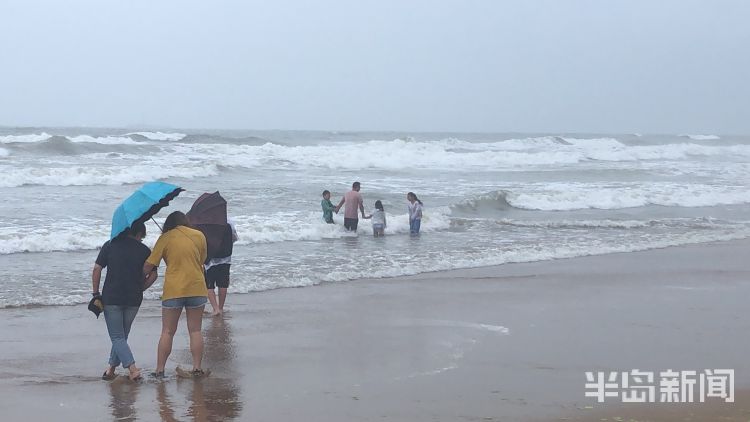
[186,191,238,317]
[93,181,183,381]
[92,222,157,381]
[143,211,209,378]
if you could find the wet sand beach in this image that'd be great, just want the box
[1,239,749,421]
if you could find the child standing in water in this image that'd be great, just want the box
[321,190,335,224]
[407,192,423,235]
[364,200,387,237]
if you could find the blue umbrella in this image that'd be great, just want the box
[111,181,184,239]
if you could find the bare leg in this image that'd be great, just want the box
[185,305,204,370]
[206,289,220,316]
[156,308,181,372]
[218,288,228,313]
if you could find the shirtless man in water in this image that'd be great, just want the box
[334,181,365,232]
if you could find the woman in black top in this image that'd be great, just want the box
[92,222,157,381]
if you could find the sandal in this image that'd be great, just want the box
[150,371,165,379]
[102,370,117,381]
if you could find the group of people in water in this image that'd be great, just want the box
[91,181,423,382]
[321,181,424,236]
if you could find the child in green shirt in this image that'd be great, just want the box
[321,190,335,224]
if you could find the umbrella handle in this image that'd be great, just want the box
[151,217,164,233]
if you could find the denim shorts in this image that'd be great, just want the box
[409,219,421,234]
[162,296,207,309]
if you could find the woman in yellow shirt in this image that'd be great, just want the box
[143,211,208,378]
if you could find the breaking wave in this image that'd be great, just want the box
[0,162,219,188]
[680,134,720,140]
[163,137,750,171]
[453,185,750,213]
[126,131,187,141]
[0,132,53,143]
[0,209,454,255]
[66,135,145,145]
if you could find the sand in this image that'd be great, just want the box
[1,239,749,421]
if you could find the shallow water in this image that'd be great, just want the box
[1,128,749,307]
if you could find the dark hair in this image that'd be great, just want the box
[407,192,423,205]
[375,200,384,211]
[322,190,330,196]
[163,211,190,233]
[128,221,146,237]
[352,181,360,189]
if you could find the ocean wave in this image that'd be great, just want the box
[0,132,53,144]
[170,139,583,170]
[179,133,269,145]
[450,191,514,216]
[0,147,9,157]
[494,217,734,230]
[680,134,720,140]
[0,132,154,146]
[4,135,750,176]
[506,183,750,211]
[0,222,110,254]
[126,131,186,141]
[163,137,750,171]
[452,185,750,213]
[151,225,750,301]
[67,135,144,145]
[232,208,453,244]
[0,209,453,255]
[3,214,749,307]
[0,162,218,188]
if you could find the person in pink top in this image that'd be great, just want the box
[334,181,366,231]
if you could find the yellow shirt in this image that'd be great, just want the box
[146,226,208,301]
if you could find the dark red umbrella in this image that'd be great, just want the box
[187,192,233,261]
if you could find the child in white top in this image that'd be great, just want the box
[407,192,423,235]
[364,200,387,237]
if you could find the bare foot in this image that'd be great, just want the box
[128,364,142,381]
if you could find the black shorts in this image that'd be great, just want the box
[206,264,230,289]
[344,218,359,231]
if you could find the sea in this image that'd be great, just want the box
[1,128,749,308]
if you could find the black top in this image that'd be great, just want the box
[96,237,151,307]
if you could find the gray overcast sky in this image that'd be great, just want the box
[1,0,749,133]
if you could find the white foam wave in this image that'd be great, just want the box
[126,131,186,141]
[219,225,750,299]
[67,135,144,145]
[4,216,750,307]
[4,136,750,181]
[0,147,9,157]
[232,207,452,244]
[0,221,109,254]
[495,217,730,230]
[0,132,53,143]
[163,137,750,172]
[0,208,453,255]
[0,162,218,188]
[680,134,720,140]
[505,183,750,211]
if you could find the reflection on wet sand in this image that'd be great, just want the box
[156,381,179,422]
[108,377,139,422]
[154,316,243,421]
